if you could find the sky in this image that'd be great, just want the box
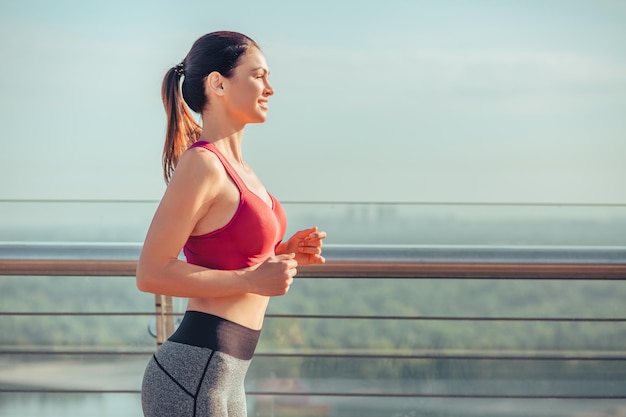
[0,0,625,204]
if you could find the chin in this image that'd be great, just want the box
[250,113,268,124]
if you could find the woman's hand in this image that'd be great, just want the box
[277,226,327,265]
[245,253,298,296]
[245,227,326,296]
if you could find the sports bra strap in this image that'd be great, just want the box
[190,141,248,192]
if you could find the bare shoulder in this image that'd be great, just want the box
[174,146,226,180]
[167,145,227,201]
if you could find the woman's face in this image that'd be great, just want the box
[222,47,274,124]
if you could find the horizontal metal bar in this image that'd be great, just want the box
[256,352,626,360]
[0,349,154,355]
[0,312,159,316]
[283,201,626,208]
[2,198,626,207]
[0,259,137,276]
[1,312,623,322]
[266,314,626,322]
[324,245,626,265]
[0,242,142,261]
[299,261,626,279]
[1,259,625,279]
[1,244,625,278]
[3,243,625,263]
[0,389,142,394]
[248,391,626,400]
[1,349,624,361]
[0,242,626,265]
[0,388,622,399]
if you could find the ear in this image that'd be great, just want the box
[206,71,225,96]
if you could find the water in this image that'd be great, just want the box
[0,393,142,417]
[1,356,625,416]
[1,355,625,416]
[2,388,625,417]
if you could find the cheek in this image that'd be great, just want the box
[232,92,253,108]
[238,83,257,99]
[229,81,263,110]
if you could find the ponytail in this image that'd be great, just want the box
[161,65,201,184]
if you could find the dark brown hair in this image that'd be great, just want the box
[161,31,259,183]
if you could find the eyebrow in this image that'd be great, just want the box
[251,67,269,74]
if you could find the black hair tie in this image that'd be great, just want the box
[174,63,185,77]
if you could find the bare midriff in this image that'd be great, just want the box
[186,294,270,331]
[185,262,270,330]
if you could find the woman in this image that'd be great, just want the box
[136,31,326,417]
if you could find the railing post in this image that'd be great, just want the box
[154,294,174,347]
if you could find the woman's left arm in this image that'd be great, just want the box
[276,226,327,265]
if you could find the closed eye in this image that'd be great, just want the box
[251,67,270,79]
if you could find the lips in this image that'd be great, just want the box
[258,99,268,110]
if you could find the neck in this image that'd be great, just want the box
[199,109,246,165]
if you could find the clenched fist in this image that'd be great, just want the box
[245,253,298,296]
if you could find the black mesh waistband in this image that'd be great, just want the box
[167,310,261,360]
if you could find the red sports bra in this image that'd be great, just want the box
[183,141,287,270]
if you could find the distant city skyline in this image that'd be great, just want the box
[1,0,625,204]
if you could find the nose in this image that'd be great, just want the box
[264,80,274,96]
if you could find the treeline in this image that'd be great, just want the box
[1,275,623,349]
[262,277,625,350]
[0,274,624,381]
[253,277,626,381]
[0,275,155,347]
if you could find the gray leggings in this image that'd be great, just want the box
[141,311,260,417]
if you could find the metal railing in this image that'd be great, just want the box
[1,243,625,410]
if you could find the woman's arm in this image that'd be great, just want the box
[136,148,297,298]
